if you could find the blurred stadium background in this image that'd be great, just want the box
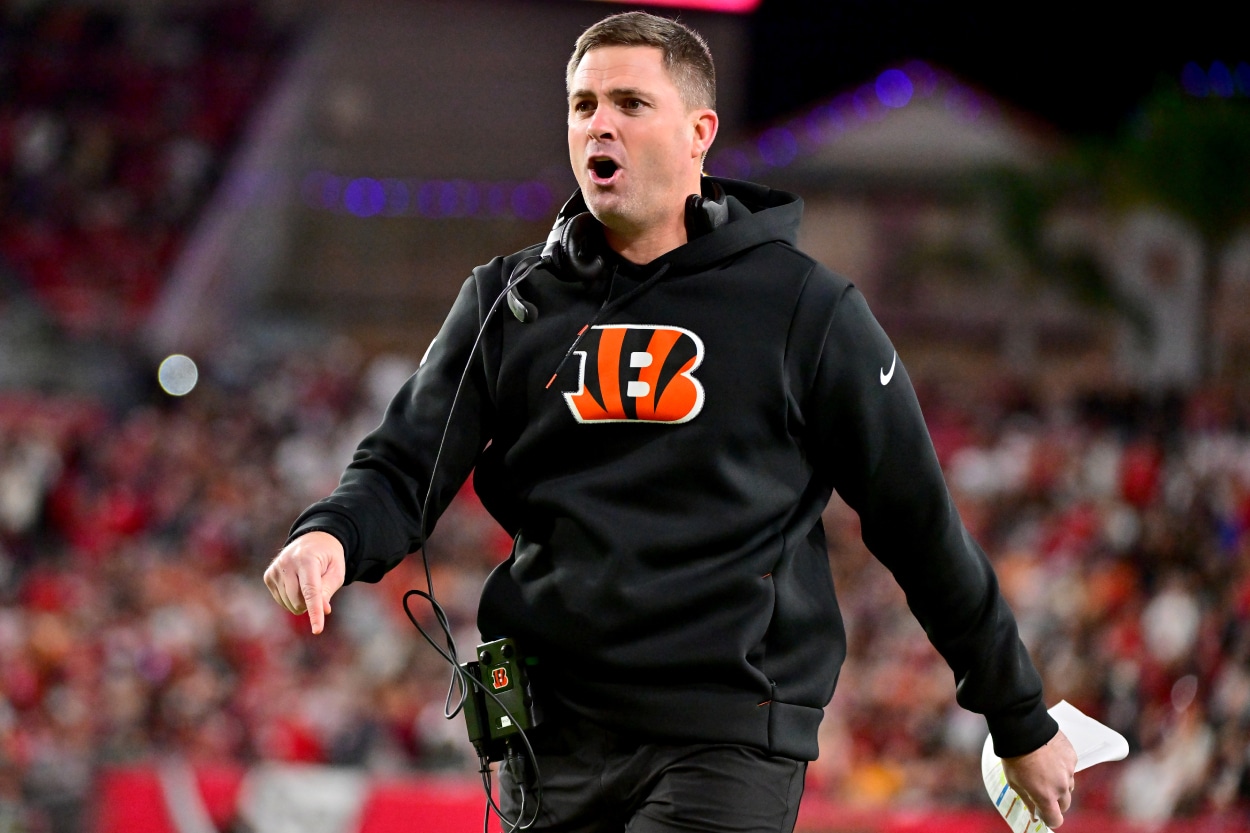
[1,0,1248,831]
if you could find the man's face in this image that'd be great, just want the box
[567,45,713,238]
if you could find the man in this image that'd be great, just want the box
[265,12,1076,832]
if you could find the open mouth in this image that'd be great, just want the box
[589,157,620,183]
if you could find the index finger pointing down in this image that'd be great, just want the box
[300,565,325,634]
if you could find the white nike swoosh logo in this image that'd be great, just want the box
[880,351,897,385]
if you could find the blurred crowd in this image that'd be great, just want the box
[813,383,1250,826]
[0,343,511,832]
[0,2,285,338]
[1,343,1248,831]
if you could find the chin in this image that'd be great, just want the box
[582,191,625,224]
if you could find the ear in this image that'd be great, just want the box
[689,108,718,161]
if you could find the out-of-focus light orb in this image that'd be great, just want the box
[875,69,914,108]
[382,178,410,216]
[1208,61,1235,97]
[512,182,554,222]
[758,127,798,167]
[1180,62,1207,96]
[158,354,199,396]
[486,183,509,216]
[344,178,385,217]
[1170,674,1198,712]
[438,181,462,216]
[454,180,479,216]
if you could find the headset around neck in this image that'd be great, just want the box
[507,179,729,323]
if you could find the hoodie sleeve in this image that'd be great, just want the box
[286,273,495,584]
[794,270,1058,759]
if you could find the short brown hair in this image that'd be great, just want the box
[566,12,716,111]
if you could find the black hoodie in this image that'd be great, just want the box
[288,177,1058,762]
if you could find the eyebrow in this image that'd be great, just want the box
[569,86,650,102]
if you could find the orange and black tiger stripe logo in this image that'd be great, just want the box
[562,325,705,424]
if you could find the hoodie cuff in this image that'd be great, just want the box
[986,698,1059,759]
[286,508,361,584]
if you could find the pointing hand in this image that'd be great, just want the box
[263,531,346,634]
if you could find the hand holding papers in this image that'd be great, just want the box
[982,700,1129,832]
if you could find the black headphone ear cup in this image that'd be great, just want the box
[559,212,606,284]
[685,180,729,240]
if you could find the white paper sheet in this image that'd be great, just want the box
[981,700,1130,833]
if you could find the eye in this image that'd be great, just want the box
[621,98,643,110]
[572,100,594,114]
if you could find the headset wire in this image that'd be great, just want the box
[403,254,548,831]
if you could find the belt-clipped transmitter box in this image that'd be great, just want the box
[461,637,542,761]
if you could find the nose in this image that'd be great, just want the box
[586,107,615,142]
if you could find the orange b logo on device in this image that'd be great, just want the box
[492,667,509,690]
[563,325,705,424]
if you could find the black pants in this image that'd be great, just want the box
[496,709,806,833]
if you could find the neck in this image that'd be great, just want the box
[604,172,706,265]
[603,210,688,265]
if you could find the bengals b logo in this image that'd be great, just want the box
[563,325,705,424]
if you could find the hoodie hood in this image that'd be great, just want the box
[664,176,804,273]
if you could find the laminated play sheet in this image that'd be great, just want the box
[981,700,1129,833]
